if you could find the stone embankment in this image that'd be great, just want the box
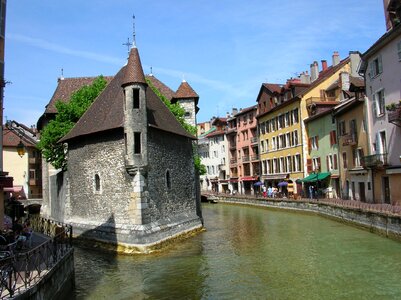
[209,194,401,241]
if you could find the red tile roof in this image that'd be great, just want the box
[3,129,35,147]
[146,75,175,100]
[121,47,147,86]
[60,64,195,143]
[173,80,199,99]
[263,83,282,93]
[44,76,113,114]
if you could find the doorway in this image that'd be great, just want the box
[358,182,366,202]
[383,176,391,204]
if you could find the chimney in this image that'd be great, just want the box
[300,71,311,84]
[321,60,328,72]
[232,108,238,115]
[349,51,361,77]
[310,61,319,82]
[339,71,350,92]
[332,51,340,66]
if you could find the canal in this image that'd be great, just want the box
[73,203,401,299]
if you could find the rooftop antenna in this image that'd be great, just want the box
[132,14,136,48]
[149,66,153,76]
[60,68,64,80]
[122,37,132,57]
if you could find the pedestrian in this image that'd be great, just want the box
[267,186,272,198]
[309,185,314,200]
[262,185,267,198]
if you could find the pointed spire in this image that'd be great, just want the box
[121,47,147,86]
[173,80,199,99]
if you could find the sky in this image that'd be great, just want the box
[5,0,386,127]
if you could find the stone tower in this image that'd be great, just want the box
[121,46,149,225]
[172,80,199,127]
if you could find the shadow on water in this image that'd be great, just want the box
[70,214,118,299]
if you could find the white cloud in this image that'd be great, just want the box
[9,33,124,66]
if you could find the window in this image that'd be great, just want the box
[312,157,321,171]
[95,174,101,192]
[287,156,292,172]
[133,88,140,109]
[353,148,364,167]
[280,157,285,173]
[293,130,298,146]
[166,170,171,189]
[134,132,141,154]
[311,136,319,150]
[185,111,191,117]
[342,152,347,169]
[373,89,385,116]
[272,137,276,150]
[295,154,301,172]
[338,121,346,136]
[293,108,299,123]
[29,169,36,180]
[327,155,333,170]
[369,55,383,78]
[260,140,265,153]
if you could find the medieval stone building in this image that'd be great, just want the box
[39,45,202,253]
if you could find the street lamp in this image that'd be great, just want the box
[16,140,25,157]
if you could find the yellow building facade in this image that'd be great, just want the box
[259,98,304,195]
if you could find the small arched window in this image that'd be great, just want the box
[95,174,101,192]
[165,170,171,190]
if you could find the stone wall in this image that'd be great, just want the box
[64,128,202,251]
[215,195,401,241]
[147,128,198,222]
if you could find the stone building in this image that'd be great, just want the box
[41,45,203,253]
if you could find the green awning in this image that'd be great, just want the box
[300,172,331,183]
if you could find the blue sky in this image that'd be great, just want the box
[5,0,385,127]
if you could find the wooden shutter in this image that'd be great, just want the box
[308,138,312,152]
[317,157,321,171]
[378,55,383,74]
[316,136,319,148]
[307,158,313,173]
[326,156,330,170]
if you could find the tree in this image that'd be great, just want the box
[38,76,107,170]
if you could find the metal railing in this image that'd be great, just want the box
[361,153,388,168]
[0,217,73,299]
[342,133,357,146]
[242,156,250,162]
[388,108,401,126]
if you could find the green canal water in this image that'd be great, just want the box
[73,204,401,299]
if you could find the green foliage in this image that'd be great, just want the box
[146,78,205,172]
[38,76,107,170]
[146,78,197,136]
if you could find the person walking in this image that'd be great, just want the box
[309,185,314,200]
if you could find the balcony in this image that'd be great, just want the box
[229,143,237,150]
[305,96,337,107]
[388,108,401,127]
[230,159,237,166]
[242,156,250,162]
[361,153,388,169]
[251,155,259,161]
[342,133,357,146]
[250,137,258,144]
[230,173,238,178]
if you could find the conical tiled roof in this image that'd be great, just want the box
[173,80,199,99]
[121,47,146,87]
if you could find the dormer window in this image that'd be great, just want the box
[133,88,140,109]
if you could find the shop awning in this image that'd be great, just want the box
[241,176,257,181]
[300,172,331,183]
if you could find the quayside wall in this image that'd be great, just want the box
[214,195,401,241]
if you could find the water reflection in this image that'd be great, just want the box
[73,204,401,299]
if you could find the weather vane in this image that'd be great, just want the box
[122,37,132,57]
